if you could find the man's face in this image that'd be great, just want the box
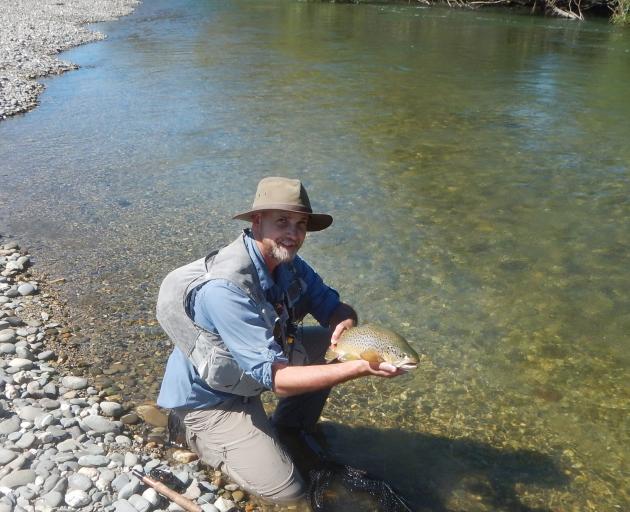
[253,210,308,265]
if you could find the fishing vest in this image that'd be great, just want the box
[156,231,309,397]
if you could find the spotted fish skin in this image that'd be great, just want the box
[325,324,420,370]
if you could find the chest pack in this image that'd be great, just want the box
[156,232,307,397]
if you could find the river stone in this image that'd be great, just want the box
[141,488,160,507]
[39,397,60,410]
[61,376,88,390]
[17,284,36,296]
[200,504,220,512]
[68,473,93,491]
[82,414,122,434]
[78,454,109,467]
[15,432,36,449]
[0,469,37,488]
[100,401,123,417]
[136,405,168,427]
[65,489,91,507]
[42,490,64,508]
[0,320,9,331]
[128,494,151,512]
[0,330,16,343]
[37,350,55,361]
[118,413,139,426]
[0,415,21,435]
[213,497,236,512]
[118,477,141,500]
[0,343,15,354]
[124,452,138,467]
[57,438,80,452]
[0,448,18,465]
[112,473,130,492]
[113,499,138,512]
[9,358,33,371]
[17,405,45,421]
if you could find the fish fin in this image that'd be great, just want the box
[360,350,385,363]
[325,349,339,363]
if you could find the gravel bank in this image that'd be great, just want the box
[0,237,265,512]
[0,0,139,120]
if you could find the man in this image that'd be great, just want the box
[156,176,403,503]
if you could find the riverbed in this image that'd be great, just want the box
[0,0,628,510]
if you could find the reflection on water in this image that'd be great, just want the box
[0,0,628,510]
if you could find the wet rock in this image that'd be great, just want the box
[172,449,199,464]
[136,404,168,427]
[100,400,124,417]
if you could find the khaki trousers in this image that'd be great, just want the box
[177,326,330,503]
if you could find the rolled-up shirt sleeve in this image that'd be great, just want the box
[192,280,287,390]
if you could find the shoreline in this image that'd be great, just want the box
[0,0,140,121]
[0,238,258,511]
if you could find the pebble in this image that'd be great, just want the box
[82,414,122,434]
[64,489,91,507]
[61,375,88,390]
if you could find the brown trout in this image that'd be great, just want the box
[325,324,420,370]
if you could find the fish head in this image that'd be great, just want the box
[380,344,420,371]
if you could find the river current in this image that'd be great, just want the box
[0,0,628,510]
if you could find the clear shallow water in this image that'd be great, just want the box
[0,1,629,510]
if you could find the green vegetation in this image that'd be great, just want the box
[320,0,630,24]
[612,0,630,24]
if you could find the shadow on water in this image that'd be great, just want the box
[289,422,569,512]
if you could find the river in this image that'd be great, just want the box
[0,0,628,510]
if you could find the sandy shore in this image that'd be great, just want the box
[0,0,139,120]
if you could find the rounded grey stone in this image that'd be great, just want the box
[128,494,151,512]
[82,414,121,434]
[0,330,16,343]
[0,343,16,354]
[64,489,91,508]
[17,405,45,421]
[111,473,130,492]
[113,499,138,512]
[0,415,21,435]
[117,478,141,500]
[124,452,138,467]
[61,376,88,390]
[68,473,93,491]
[0,469,37,488]
[0,448,18,465]
[15,432,36,449]
[100,401,123,418]
[42,490,64,508]
[9,358,33,371]
[141,488,160,506]
[77,454,109,467]
[17,284,36,296]
[37,350,55,361]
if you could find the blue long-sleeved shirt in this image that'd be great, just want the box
[157,231,340,410]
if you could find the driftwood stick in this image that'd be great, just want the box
[131,470,202,512]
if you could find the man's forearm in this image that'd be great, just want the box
[272,360,367,397]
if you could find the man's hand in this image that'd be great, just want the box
[331,317,354,346]
[328,302,358,347]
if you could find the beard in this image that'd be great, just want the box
[266,238,301,264]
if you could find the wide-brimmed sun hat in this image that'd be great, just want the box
[233,176,333,232]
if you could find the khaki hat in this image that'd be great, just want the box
[233,177,333,232]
